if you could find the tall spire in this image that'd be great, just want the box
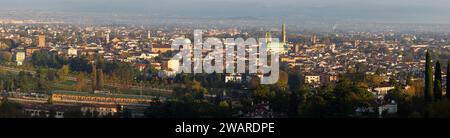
[105,32,110,44]
[105,30,111,44]
[311,34,317,44]
[148,30,151,39]
[281,23,286,44]
[265,31,272,43]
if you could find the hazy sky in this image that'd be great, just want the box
[1,0,450,24]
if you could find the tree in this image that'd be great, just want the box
[76,72,88,92]
[219,100,230,109]
[16,71,35,92]
[447,59,450,99]
[434,61,442,101]
[0,51,12,63]
[298,76,376,118]
[427,100,450,118]
[69,57,92,73]
[270,87,290,113]
[47,69,58,82]
[288,89,300,117]
[0,73,15,91]
[0,96,23,118]
[57,65,70,82]
[146,66,158,79]
[247,76,260,90]
[375,68,387,75]
[288,70,302,90]
[47,96,53,105]
[173,80,208,101]
[252,85,272,103]
[112,62,139,88]
[369,74,384,87]
[36,69,49,91]
[91,64,97,91]
[0,39,16,50]
[286,70,304,117]
[424,51,433,102]
[97,68,104,90]
[276,70,289,91]
[406,80,424,97]
[332,79,359,117]
[31,51,65,69]
[384,87,424,118]
[190,80,207,100]
[218,100,232,118]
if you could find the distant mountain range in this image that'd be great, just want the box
[1,0,450,32]
[0,0,449,24]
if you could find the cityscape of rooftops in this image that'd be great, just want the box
[1,0,450,121]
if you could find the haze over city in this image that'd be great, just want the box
[1,0,450,25]
[2,0,450,129]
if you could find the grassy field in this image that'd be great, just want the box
[50,80,172,98]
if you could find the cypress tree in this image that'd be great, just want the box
[97,69,104,90]
[447,60,450,99]
[425,51,433,102]
[434,61,442,101]
[92,64,97,91]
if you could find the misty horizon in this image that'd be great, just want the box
[0,0,449,25]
